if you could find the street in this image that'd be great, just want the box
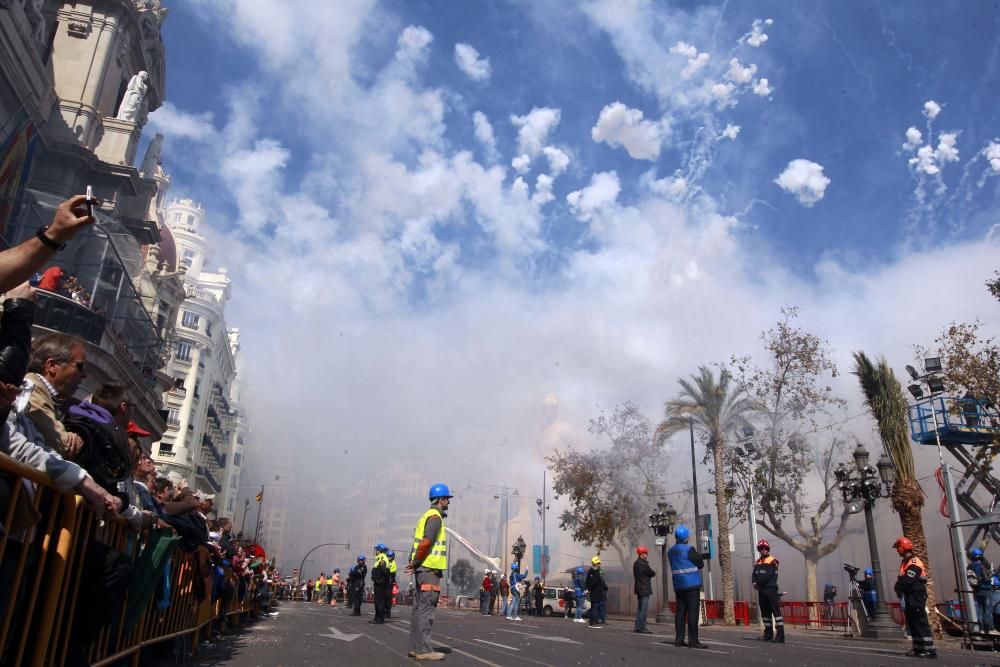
[171,602,997,666]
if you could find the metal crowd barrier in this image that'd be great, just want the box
[0,454,257,666]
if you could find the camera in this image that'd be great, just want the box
[843,563,860,579]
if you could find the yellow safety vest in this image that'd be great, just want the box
[389,559,397,575]
[411,507,447,570]
[375,552,388,569]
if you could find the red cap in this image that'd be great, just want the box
[127,421,152,437]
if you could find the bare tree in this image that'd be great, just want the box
[728,307,852,600]
[548,402,669,569]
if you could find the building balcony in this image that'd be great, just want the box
[196,465,222,493]
[201,433,223,467]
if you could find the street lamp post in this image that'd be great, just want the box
[512,535,527,572]
[649,501,678,624]
[835,444,896,637]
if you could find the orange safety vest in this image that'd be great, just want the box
[899,556,925,578]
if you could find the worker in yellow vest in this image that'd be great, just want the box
[407,483,453,661]
[386,550,398,618]
[315,574,325,605]
[372,543,390,624]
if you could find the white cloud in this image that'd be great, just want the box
[725,58,757,84]
[774,159,831,207]
[752,78,773,97]
[935,132,960,164]
[472,111,497,157]
[511,107,562,156]
[923,100,941,120]
[744,18,774,47]
[986,142,1000,173]
[147,102,216,140]
[566,171,620,220]
[532,173,555,205]
[398,25,434,60]
[710,82,737,108]
[908,132,960,175]
[670,41,710,79]
[591,102,666,161]
[454,43,492,81]
[903,126,923,149]
[542,146,570,176]
[511,154,531,173]
[647,172,688,199]
[721,124,741,140]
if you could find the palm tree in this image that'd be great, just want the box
[852,352,940,634]
[655,366,756,625]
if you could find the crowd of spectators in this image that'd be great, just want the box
[0,196,276,664]
[35,265,95,308]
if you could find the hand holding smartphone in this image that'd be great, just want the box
[86,185,95,219]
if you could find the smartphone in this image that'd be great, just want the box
[86,185,94,218]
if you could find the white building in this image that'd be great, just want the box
[154,199,248,515]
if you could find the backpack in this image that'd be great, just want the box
[64,413,130,493]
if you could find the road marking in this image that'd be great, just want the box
[448,646,503,666]
[495,628,580,644]
[316,625,361,642]
[693,637,760,648]
[474,638,521,651]
[653,641,729,654]
[808,646,908,660]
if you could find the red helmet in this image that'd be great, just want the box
[893,537,913,554]
[756,539,770,551]
[636,546,649,555]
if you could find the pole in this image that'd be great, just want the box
[254,484,264,544]
[656,540,671,623]
[542,471,547,580]
[691,420,713,602]
[240,498,250,536]
[928,397,977,631]
[862,500,894,636]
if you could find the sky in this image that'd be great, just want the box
[147,0,1000,577]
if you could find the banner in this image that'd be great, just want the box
[0,111,38,243]
[531,544,550,578]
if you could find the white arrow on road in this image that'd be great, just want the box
[496,628,580,644]
[317,626,362,642]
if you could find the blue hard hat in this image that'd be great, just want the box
[334,568,340,573]
[972,548,984,558]
[511,563,519,571]
[576,566,585,574]
[375,543,388,551]
[675,524,690,541]
[864,568,873,576]
[388,550,395,558]
[429,483,453,500]
[357,554,366,561]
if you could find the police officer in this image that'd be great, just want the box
[967,547,995,634]
[668,524,707,648]
[407,483,453,661]
[386,550,398,618]
[371,543,390,624]
[348,555,367,615]
[893,536,937,658]
[752,539,784,643]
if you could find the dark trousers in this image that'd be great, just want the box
[903,592,935,653]
[489,593,498,614]
[352,587,363,614]
[385,584,394,617]
[373,584,388,621]
[675,587,700,643]
[590,600,606,624]
[758,588,783,639]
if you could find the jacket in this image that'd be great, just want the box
[752,555,779,590]
[668,543,704,591]
[894,555,927,596]
[967,559,993,592]
[585,567,608,602]
[632,556,656,596]
[25,372,73,456]
[3,413,86,492]
[573,574,586,598]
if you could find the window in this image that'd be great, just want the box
[181,311,199,329]
[159,442,173,453]
[176,341,192,361]
[181,249,196,268]
[186,214,195,229]
[205,321,213,338]
[193,381,201,399]
[167,409,180,425]
[173,213,182,225]
[234,453,242,467]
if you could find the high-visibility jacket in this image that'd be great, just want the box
[410,507,447,570]
[375,552,388,569]
[389,559,397,577]
[753,555,779,589]
[896,555,927,595]
[668,543,702,591]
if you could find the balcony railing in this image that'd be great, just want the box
[196,466,221,493]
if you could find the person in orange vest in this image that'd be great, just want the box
[893,537,937,659]
[329,569,341,607]
[752,539,784,643]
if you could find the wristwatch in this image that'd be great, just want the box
[35,226,66,251]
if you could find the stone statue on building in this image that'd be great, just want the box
[116,71,149,122]
[24,0,46,45]
[140,133,163,177]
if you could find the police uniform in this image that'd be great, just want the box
[372,549,390,623]
[752,553,784,642]
[385,555,397,618]
[895,554,936,656]
[349,559,367,615]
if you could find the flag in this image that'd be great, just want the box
[0,111,38,242]
[255,490,264,503]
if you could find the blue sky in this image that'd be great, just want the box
[148,1,999,482]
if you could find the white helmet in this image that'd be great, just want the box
[485,568,491,574]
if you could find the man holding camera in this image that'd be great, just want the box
[967,547,997,635]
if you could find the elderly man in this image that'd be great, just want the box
[25,332,87,458]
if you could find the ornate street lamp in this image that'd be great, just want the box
[649,500,678,623]
[835,443,895,637]
[512,535,527,572]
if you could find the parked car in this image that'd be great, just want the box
[542,586,590,617]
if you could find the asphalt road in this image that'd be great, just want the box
[172,602,999,666]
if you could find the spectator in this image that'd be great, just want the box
[25,332,87,458]
[633,546,656,634]
[480,569,492,615]
[489,569,499,615]
[573,566,587,623]
[533,578,544,617]
[36,265,65,291]
[498,574,510,617]
[585,556,608,627]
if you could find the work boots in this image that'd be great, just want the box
[774,627,785,643]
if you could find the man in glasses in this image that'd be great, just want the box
[25,332,88,458]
